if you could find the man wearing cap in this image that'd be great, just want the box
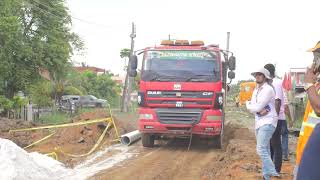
[296,42,320,180]
[264,63,288,173]
[246,67,280,180]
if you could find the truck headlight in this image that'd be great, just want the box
[206,115,220,121]
[139,114,153,120]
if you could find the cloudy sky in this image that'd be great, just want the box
[66,0,320,82]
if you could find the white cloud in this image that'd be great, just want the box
[67,0,320,81]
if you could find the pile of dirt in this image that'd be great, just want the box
[0,118,35,147]
[201,127,294,180]
[0,109,129,166]
[73,109,110,121]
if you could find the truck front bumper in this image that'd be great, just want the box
[139,121,222,136]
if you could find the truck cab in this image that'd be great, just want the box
[129,40,236,148]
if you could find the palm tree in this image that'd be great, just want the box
[120,48,131,112]
[120,48,131,71]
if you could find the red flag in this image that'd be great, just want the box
[282,73,287,89]
[287,73,292,90]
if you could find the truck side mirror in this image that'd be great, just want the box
[128,69,137,77]
[228,71,235,79]
[228,56,236,71]
[129,55,138,70]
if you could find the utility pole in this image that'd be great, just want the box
[224,32,230,107]
[121,23,136,112]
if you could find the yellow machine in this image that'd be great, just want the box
[238,82,256,106]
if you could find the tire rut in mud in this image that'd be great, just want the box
[91,124,253,180]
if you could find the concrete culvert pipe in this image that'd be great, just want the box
[120,130,142,145]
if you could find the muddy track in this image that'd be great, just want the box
[91,125,256,180]
[90,109,294,180]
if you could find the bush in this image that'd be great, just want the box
[27,80,53,107]
[0,95,14,111]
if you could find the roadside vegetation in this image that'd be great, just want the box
[0,0,123,123]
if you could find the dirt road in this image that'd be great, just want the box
[91,108,295,180]
[0,107,295,179]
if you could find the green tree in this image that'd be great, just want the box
[132,71,140,91]
[64,69,121,107]
[93,73,121,106]
[120,48,131,112]
[120,48,131,69]
[0,0,83,99]
[28,80,53,107]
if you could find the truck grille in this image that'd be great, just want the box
[156,108,202,124]
[147,91,213,98]
[148,100,212,105]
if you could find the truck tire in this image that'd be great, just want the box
[142,133,155,147]
[210,113,224,149]
[95,103,102,108]
[211,133,222,149]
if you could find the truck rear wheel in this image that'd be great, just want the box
[142,133,155,147]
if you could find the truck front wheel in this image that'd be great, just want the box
[212,113,225,149]
[142,133,155,147]
[211,134,222,149]
[210,123,223,149]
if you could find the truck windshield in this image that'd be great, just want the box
[141,50,220,82]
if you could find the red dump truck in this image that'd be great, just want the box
[128,40,236,148]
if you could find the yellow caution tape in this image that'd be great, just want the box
[107,103,120,139]
[24,132,56,149]
[111,138,120,143]
[57,122,111,157]
[12,105,120,159]
[9,118,112,133]
[46,152,58,160]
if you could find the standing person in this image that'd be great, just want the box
[282,91,291,161]
[296,41,320,180]
[246,67,280,180]
[264,64,289,172]
[283,90,293,129]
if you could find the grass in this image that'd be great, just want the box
[77,107,97,114]
[39,111,71,125]
[292,118,303,129]
[113,110,138,118]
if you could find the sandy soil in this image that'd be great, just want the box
[90,105,295,180]
[0,106,296,180]
[0,109,123,166]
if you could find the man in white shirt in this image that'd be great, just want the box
[264,63,289,173]
[246,67,279,180]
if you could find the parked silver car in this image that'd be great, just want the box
[59,95,107,110]
[79,95,107,108]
